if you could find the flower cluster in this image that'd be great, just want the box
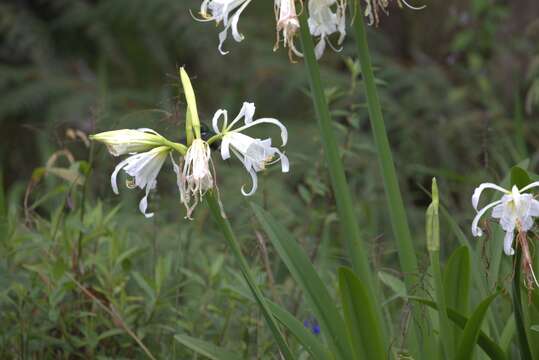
[471,182,539,289]
[197,0,346,60]
[91,68,289,219]
[196,0,425,60]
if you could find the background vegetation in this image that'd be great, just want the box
[1,0,539,358]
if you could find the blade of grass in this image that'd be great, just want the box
[174,334,241,360]
[297,7,380,312]
[206,193,294,360]
[251,203,354,360]
[409,297,506,360]
[456,293,499,360]
[339,267,386,360]
[443,246,471,349]
[266,300,331,360]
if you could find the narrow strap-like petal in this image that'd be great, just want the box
[212,109,228,133]
[234,118,288,145]
[227,102,255,130]
[220,135,232,160]
[471,183,508,210]
[471,199,502,237]
[520,181,539,193]
[139,180,155,218]
[110,157,131,194]
[503,229,515,256]
[240,165,258,196]
[275,149,289,172]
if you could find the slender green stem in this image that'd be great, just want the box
[512,248,532,360]
[351,2,422,355]
[297,9,387,351]
[297,4,377,299]
[352,0,418,293]
[206,192,294,360]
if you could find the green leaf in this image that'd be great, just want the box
[443,246,471,349]
[510,166,532,189]
[339,267,386,360]
[251,203,353,360]
[266,300,331,360]
[444,246,471,315]
[409,297,506,360]
[378,271,405,297]
[499,315,515,353]
[174,334,241,360]
[456,293,499,359]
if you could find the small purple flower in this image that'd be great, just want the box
[303,318,320,335]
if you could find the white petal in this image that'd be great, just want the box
[234,117,288,145]
[472,183,508,210]
[240,163,258,196]
[471,200,502,237]
[220,135,232,160]
[212,109,228,133]
[276,149,289,172]
[491,202,505,219]
[218,25,231,55]
[530,199,539,217]
[139,180,155,218]
[503,230,515,256]
[227,102,256,130]
[520,181,539,193]
[110,157,131,194]
[230,0,251,42]
[314,37,326,59]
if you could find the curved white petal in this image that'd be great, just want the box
[503,230,515,256]
[240,162,258,196]
[520,181,539,193]
[472,183,508,210]
[227,102,256,130]
[220,135,232,160]
[111,157,131,194]
[276,149,289,172]
[234,118,288,145]
[139,180,155,218]
[212,109,228,133]
[471,200,502,237]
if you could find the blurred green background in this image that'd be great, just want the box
[1,0,539,358]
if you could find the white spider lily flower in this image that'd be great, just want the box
[111,146,171,218]
[198,0,252,55]
[307,0,346,59]
[471,182,539,256]
[212,102,289,196]
[179,138,214,218]
[274,0,301,60]
[90,128,166,156]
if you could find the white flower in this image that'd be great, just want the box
[198,0,252,55]
[274,0,301,59]
[111,146,171,218]
[90,128,166,156]
[471,182,539,255]
[178,138,214,218]
[212,102,289,196]
[307,0,346,59]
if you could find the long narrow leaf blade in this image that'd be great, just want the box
[339,267,386,360]
[251,203,353,360]
[408,297,505,359]
[266,300,331,360]
[174,334,241,360]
